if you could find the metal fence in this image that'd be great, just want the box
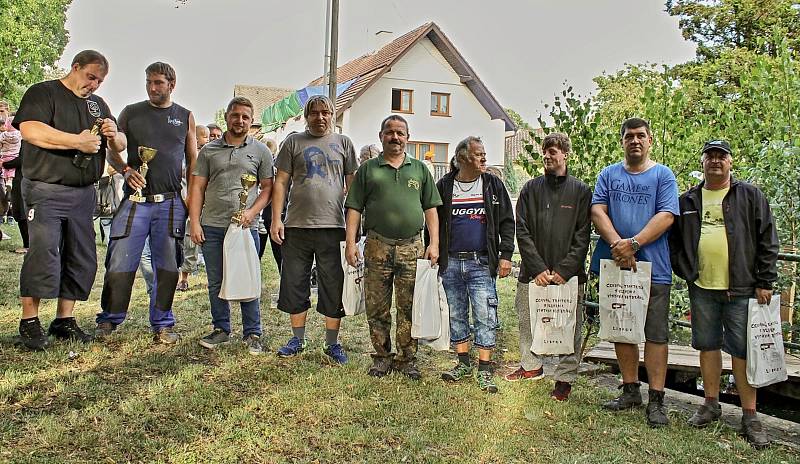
[577,235,800,351]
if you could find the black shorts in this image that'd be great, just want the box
[644,283,671,344]
[277,227,346,318]
[20,179,97,300]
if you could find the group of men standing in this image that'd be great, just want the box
[10,49,779,449]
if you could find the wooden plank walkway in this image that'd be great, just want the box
[585,342,800,399]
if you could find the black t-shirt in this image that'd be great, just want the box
[119,101,190,195]
[13,79,114,187]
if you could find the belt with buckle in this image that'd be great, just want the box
[129,191,179,204]
[448,250,488,260]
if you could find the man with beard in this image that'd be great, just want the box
[95,62,197,344]
[191,97,273,355]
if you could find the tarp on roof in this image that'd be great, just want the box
[260,78,357,132]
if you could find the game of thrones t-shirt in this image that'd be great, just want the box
[449,177,487,252]
[276,131,358,228]
[13,79,114,187]
[589,162,679,285]
[118,101,190,196]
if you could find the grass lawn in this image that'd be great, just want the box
[0,227,796,463]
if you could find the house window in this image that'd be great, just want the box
[431,92,450,116]
[407,141,448,163]
[391,88,413,113]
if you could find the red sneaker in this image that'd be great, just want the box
[504,366,544,381]
[550,381,572,401]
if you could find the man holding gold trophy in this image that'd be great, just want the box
[190,97,274,355]
[96,62,198,344]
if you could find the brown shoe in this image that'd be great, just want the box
[504,366,544,382]
[95,322,116,339]
[153,327,181,345]
[176,281,189,292]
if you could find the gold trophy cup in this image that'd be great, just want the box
[89,118,104,136]
[130,146,158,201]
[233,173,258,225]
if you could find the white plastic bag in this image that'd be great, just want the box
[746,295,788,388]
[219,224,261,302]
[598,259,651,344]
[420,278,451,351]
[529,277,579,355]
[340,238,366,316]
[411,259,442,340]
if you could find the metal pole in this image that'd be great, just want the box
[328,0,339,111]
[323,0,332,90]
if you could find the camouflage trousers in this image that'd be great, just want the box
[363,232,424,364]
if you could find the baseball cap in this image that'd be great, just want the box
[701,140,732,155]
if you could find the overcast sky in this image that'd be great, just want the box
[59,0,696,125]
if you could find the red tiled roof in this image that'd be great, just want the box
[233,85,295,125]
[505,127,544,163]
[309,22,431,114]
[309,22,515,131]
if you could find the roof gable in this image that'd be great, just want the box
[233,85,295,125]
[311,22,516,131]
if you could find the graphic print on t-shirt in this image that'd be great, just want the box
[608,178,653,205]
[302,144,343,185]
[449,177,487,252]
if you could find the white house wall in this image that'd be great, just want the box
[344,38,506,167]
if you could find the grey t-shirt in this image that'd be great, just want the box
[193,135,274,229]
[276,131,358,228]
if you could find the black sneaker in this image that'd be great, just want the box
[198,328,230,349]
[48,317,93,343]
[741,414,770,449]
[394,361,422,381]
[18,317,50,351]
[602,382,643,411]
[367,358,393,378]
[645,389,669,427]
[687,402,722,428]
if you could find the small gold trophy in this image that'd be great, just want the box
[89,118,104,136]
[233,173,258,225]
[130,146,158,201]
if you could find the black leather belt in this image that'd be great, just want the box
[449,250,488,260]
[129,191,179,204]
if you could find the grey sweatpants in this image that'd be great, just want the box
[515,281,584,382]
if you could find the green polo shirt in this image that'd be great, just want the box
[345,153,442,239]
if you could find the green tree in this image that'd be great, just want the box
[0,0,72,106]
[666,0,800,60]
[214,108,227,131]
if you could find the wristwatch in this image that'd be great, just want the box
[629,237,641,253]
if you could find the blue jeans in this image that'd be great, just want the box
[688,284,749,359]
[441,255,498,349]
[201,225,262,336]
